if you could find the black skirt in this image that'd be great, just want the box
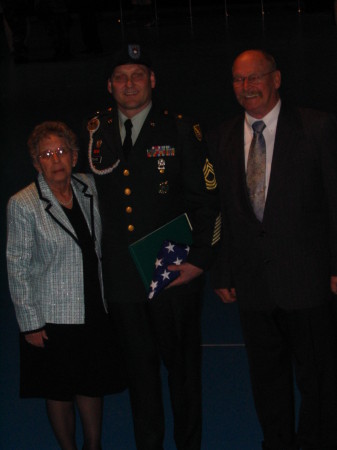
[20,315,126,401]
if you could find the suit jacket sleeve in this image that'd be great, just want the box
[6,194,45,331]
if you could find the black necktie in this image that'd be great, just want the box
[123,119,133,159]
[246,120,266,222]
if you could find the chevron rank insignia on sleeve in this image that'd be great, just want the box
[203,158,217,190]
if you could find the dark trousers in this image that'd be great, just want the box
[239,302,337,450]
[109,286,203,450]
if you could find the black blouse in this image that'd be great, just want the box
[62,193,105,324]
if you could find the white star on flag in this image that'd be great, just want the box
[150,280,158,290]
[155,258,163,268]
[161,270,171,280]
[165,242,175,253]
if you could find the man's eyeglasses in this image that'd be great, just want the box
[232,70,275,85]
[38,147,69,160]
[112,71,146,83]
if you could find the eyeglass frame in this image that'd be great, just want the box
[37,147,70,160]
[232,70,276,86]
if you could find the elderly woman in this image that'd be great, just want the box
[6,121,124,450]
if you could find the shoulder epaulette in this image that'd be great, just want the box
[173,112,203,142]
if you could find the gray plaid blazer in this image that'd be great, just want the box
[6,173,106,332]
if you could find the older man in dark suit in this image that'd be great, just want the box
[209,49,337,450]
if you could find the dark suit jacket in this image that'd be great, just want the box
[83,104,220,303]
[209,104,337,311]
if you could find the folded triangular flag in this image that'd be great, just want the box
[148,240,190,300]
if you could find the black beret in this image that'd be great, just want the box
[107,44,152,76]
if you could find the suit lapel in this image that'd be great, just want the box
[112,108,124,161]
[72,175,96,241]
[263,106,300,221]
[226,116,259,220]
[101,107,124,163]
[35,174,94,245]
[36,174,77,240]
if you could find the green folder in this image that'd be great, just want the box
[128,213,193,290]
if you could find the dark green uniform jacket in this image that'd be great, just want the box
[85,104,220,303]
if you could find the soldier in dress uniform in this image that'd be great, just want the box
[83,43,220,450]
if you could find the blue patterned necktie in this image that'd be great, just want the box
[246,120,266,222]
[123,119,133,159]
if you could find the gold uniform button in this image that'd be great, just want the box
[124,188,131,196]
[123,169,130,176]
[126,206,133,213]
[128,225,135,232]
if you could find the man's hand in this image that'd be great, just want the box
[214,288,237,304]
[166,262,203,288]
[330,276,337,295]
[24,329,48,348]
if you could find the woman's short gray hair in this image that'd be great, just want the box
[28,121,79,161]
